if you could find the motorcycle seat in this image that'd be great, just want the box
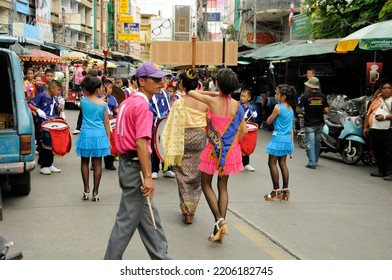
[325,119,343,129]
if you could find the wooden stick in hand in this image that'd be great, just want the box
[139,171,157,230]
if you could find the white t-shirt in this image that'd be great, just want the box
[372,97,392,130]
[208,81,217,92]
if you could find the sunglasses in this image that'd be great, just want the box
[144,76,163,83]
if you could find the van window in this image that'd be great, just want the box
[0,54,13,115]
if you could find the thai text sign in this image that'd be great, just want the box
[247,33,275,44]
[118,33,141,41]
[119,0,129,14]
[119,15,134,23]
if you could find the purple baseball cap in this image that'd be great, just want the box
[136,62,167,78]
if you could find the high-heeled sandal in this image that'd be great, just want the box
[82,192,90,200]
[92,194,100,201]
[208,218,229,244]
[264,189,282,201]
[281,188,290,201]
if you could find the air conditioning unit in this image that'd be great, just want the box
[76,41,86,49]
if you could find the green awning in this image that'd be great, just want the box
[264,39,340,60]
[241,39,340,61]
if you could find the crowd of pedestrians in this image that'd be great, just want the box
[22,59,391,259]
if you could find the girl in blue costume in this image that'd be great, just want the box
[264,84,296,202]
[76,76,111,201]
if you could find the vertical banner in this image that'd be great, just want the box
[174,5,190,41]
[366,62,383,85]
[36,0,53,42]
[119,0,129,14]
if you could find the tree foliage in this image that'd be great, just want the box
[302,0,392,39]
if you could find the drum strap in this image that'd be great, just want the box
[152,95,161,119]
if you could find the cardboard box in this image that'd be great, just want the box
[0,114,7,128]
[8,114,14,128]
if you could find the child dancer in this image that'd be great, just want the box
[239,89,257,171]
[188,68,248,243]
[76,76,111,201]
[264,84,295,201]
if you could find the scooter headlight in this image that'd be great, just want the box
[354,117,362,127]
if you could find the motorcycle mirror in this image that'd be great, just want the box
[352,110,360,116]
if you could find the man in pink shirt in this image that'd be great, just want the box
[74,60,88,100]
[104,62,171,260]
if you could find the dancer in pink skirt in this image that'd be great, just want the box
[187,68,248,244]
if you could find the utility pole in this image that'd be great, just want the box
[61,8,66,45]
[93,0,97,49]
[253,0,257,49]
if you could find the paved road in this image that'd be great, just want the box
[1,108,392,260]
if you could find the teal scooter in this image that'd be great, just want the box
[320,99,365,165]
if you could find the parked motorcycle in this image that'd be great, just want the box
[0,235,23,260]
[320,95,366,165]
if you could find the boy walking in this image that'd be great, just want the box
[239,89,256,171]
[29,80,63,175]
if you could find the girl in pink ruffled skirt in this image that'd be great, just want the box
[187,68,247,244]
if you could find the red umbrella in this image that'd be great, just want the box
[20,49,64,64]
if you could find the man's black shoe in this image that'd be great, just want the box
[384,174,392,181]
[370,171,386,177]
[105,165,116,170]
[305,164,316,169]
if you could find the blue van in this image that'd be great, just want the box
[0,37,36,219]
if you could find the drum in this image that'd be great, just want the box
[153,117,167,162]
[239,121,259,156]
[41,119,72,156]
[108,116,118,155]
[112,85,126,105]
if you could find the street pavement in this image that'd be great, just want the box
[1,108,392,260]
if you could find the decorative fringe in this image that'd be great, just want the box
[164,155,183,170]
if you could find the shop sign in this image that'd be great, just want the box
[247,33,275,44]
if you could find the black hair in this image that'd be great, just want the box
[179,69,199,92]
[49,80,62,89]
[87,69,98,77]
[81,76,102,94]
[276,84,297,107]
[166,85,177,92]
[104,79,113,86]
[380,78,392,88]
[26,68,34,74]
[44,68,54,75]
[241,88,252,97]
[120,77,129,88]
[97,70,103,76]
[131,75,137,82]
[216,68,239,95]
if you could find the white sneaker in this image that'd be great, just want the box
[72,129,81,135]
[163,170,176,178]
[244,165,255,172]
[48,165,61,173]
[152,172,158,179]
[40,167,51,175]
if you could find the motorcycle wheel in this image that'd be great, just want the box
[341,140,364,165]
